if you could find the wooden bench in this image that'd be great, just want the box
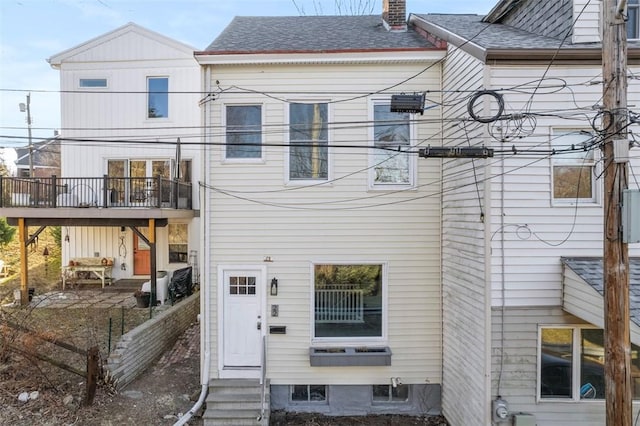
[62,257,114,290]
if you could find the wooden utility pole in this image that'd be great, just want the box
[602,1,631,425]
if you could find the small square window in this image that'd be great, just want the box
[372,384,409,403]
[290,385,327,402]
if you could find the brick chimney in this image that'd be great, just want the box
[382,0,407,32]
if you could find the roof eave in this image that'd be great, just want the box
[195,49,446,66]
[486,47,640,62]
[409,15,487,61]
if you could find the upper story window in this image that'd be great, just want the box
[225,105,262,159]
[371,102,414,188]
[551,130,597,204]
[539,326,640,401]
[147,77,168,119]
[289,102,328,181]
[629,0,639,39]
[79,78,107,88]
[313,263,384,341]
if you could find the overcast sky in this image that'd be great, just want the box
[0,0,497,151]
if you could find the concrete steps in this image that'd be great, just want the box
[203,378,269,426]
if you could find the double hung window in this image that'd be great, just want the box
[371,102,413,187]
[226,105,262,159]
[551,130,596,203]
[289,102,328,181]
[629,0,639,39]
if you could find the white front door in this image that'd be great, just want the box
[222,268,263,371]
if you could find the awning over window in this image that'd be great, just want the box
[562,257,640,345]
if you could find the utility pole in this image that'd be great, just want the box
[602,1,631,425]
[19,93,34,177]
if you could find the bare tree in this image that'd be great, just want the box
[292,0,376,15]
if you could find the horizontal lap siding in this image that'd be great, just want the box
[441,49,489,426]
[488,64,640,308]
[206,62,442,385]
[491,307,607,425]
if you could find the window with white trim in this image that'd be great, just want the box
[313,263,383,340]
[79,78,107,88]
[371,102,414,188]
[629,0,639,39]
[226,105,262,159]
[539,326,640,400]
[147,77,168,118]
[289,102,328,181]
[551,130,596,203]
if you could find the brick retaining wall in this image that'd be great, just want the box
[105,292,200,388]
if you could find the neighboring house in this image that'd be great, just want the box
[0,23,201,296]
[411,0,640,425]
[14,134,61,178]
[194,0,446,421]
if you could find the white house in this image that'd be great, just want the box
[194,1,447,423]
[412,0,640,425]
[0,23,201,305]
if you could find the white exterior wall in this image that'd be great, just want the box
[489,307,616,426]
[51,25,202,276]
[204,61,443,385]
[488,64,640,308]
[440,47,491,426]
[573,0,601,44]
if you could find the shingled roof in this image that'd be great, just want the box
[412,11,640,59]
[201,15,437,54]
[562,257,640,328]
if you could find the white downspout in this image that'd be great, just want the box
[174,63,212,426]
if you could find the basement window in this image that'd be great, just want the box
[290,385,327,403]
[372,384,409,403]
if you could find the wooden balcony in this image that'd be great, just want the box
[0,176,195,225]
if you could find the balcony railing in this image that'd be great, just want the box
[0,176,192,209]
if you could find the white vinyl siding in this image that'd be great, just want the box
[205,61,442,385]
[572,0,601,44]
[490,307,636,425]
[440,46,490,426]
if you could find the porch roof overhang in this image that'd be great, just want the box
[1,207,195,227]
[561,257,640,346]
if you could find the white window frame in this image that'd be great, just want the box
[223,104,265,163]
[550,129,599,206]
[310,261,388,345]
[629,0,639,40]
[146,76,169,120]
[368,98,416,190]
[285,100,331,185]
[372,384,410,404]
[78,78,108,89]
[537,325,637,402]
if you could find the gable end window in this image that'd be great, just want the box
[147,77,169,119]
[371,102,413,187]
[226,105,262,159]
[551,130,596,204]
[79,78,107,88]
[289,102,328,181]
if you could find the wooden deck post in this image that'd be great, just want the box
[18,218,28,306]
